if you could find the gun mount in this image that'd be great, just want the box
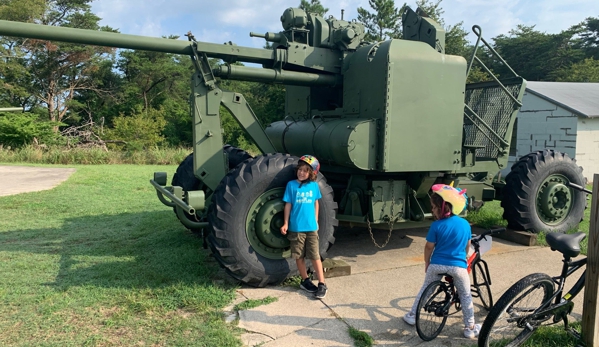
[0,7,587,288]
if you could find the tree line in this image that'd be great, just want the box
[0,0,597,153]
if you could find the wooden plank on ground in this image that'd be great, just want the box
[493,228,537,246]
[583,175,599,347]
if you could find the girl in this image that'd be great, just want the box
[403,183,480,339]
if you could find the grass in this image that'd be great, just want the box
[0,164,241,346]
[0,145,190,165]
[234,296,278,311]
[348,326,374,347]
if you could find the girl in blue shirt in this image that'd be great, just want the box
[403,184,480,339]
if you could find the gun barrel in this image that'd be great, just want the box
[0,20,274,64]
[214,65,340,86]
[0,107,24,112]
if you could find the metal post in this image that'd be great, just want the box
[583,173,599,346]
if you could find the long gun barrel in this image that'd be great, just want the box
[0,20,274,65]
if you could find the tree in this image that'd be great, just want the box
[553,58,599,82]
[357,0,403,42]
[574,17,599,60]
[299,0,328,17]
[491,25,584,81]
[1,0,116,128]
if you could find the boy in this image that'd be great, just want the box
[280,155,327,299]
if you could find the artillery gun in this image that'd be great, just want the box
[0,107,24,112]
[0,7,587,287]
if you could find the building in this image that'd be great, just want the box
[505,82,599,182]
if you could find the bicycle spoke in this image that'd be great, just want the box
[416,280,449,341]
[479,273,554,347]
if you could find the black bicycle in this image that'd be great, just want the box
[416,227,505,341]
[478,182,591,347]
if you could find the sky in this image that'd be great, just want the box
[89,0,599,49]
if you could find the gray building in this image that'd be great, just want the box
[505,82,599,182]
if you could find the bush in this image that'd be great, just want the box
[0,112,63,148]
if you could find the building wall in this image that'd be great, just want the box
[502,92,579,177]
[576,117,599,181]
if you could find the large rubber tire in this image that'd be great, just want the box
[472,261,493,311]
[171,145,253,232]
[416,280,450,341]
[501,150,586,233]
[207,153,338,287]
[478,273,554,347]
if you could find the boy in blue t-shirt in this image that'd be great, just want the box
[280,155,327,299]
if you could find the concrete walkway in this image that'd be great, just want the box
[0,165,76,196]
[230,226,583,347]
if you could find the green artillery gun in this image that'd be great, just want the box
[0,107,24,112]
[0,7,586,287]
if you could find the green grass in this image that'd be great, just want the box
[234,296,278,311]
[348,326,374,347]
[0,164,241,346]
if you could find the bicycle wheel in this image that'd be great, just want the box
[472,261,493,310]
[416,280,450,341]
[478,273,554,347]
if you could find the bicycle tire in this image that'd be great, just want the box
[478,273,554,347]
[473,261,493,310]
[416,280,450,341]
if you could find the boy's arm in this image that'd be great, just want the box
[314,199,319,229]
[280,202,291,235]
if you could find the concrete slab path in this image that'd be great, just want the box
[232,226,583,347]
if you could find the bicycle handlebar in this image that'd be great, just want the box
[472,227,505,243]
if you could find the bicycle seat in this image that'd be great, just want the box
[545,232,586,258]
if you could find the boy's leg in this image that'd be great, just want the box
[311,258,325,284]
[296,258,309,279]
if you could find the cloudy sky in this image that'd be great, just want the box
[90,0,599,48]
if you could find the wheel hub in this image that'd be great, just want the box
[246,188,290,259]
[537,176,572,224]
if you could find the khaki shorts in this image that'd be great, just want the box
[287,231,320,260]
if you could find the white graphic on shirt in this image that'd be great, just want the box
[295,190,313,204]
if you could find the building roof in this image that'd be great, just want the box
[525,81,599,118]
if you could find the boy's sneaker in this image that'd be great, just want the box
[315,283,328,299]
[300,278,318,293]
[463,324,481,339]
[403,312,416,326]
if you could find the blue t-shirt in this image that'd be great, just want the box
[426,215,471,268]
[282,180,321,232]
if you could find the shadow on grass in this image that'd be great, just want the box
[0,209,235,291]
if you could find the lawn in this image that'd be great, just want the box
[0,164,241,346]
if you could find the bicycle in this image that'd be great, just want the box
[478,182,592,347]
[416,227,506,341]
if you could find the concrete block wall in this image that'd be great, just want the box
[515,93,578,159]
[502,92,579,177]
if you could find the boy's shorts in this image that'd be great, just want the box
[287,231,320,260]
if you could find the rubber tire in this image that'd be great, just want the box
[416,280,449,341]
[472,261,493,311]
[171,146,253,232]
[207,153,337,287]
[478,273,554,347]
[501,150,586,233]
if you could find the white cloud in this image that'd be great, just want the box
[90,0,599,48]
